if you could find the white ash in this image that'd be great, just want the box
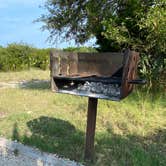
[77,81,120,97]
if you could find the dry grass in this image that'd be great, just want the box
[0,69,165,166]
[0,68,49,82]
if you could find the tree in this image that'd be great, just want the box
[38,0,166,87]
[38,0,119,47]
[138,1,166,88]
[102,0,166,87]
[38,0,153,49]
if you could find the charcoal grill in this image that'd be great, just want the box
[50,49,145,100]
[50,49,145,160]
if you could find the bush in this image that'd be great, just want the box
[102,1,166,89]
[0,47,10,71]
[0,44,97,72]
[0,43,50,71]
[63,46,97,52]
[30,48,50,70]
[7,43,32,70]
[0,43,32,71]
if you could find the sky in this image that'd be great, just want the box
[0,0,95,48]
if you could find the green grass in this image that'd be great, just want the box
[0,69,165,166]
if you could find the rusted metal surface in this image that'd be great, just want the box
[50,49,143,100]
[50,51,78,76]
[120,50,140,99]
[53,75,121,84]
[50,51,123,77]
[77,53,123,77]
[84,97,98,161]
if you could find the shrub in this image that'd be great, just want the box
[0,47,10,71]
[31,48,50,70]
[6,43,32,71]
[0,43,50,71]
[63,47,97,52]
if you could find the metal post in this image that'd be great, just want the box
[84,97,98,161]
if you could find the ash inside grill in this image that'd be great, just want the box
[77,81,120,97]
[53,75,121,100]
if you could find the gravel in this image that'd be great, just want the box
[0,137,83,166]
[0,149,39,166]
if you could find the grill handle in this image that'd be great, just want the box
[128,79,146,85]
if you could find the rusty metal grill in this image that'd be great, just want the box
[50,49,145,100]
[49,49,146,160]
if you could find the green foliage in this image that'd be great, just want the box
[0,43,50,71]
[63,46,97,52]
[138,1,166,87]
[0,43,97,72]
[39,0,166,88]
[37,0,116,44]
[30,48,50,70]
[6,43,32,71]
[101,1,166,87]
[139,0,166,53]
[0,70,165,165]
[0,47,9,71]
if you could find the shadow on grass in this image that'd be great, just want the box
[19,79,50,90]
[11,116,166,166]
[12,122,20,141]
[23,116,84,161]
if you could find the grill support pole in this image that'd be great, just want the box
[84,97,98,161]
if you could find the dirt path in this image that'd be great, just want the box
[0,137,83,166]
[0,80,50,89]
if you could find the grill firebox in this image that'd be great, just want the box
[50,49,144,100]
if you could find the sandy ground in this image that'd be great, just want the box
[0,80,50,89]
[0,137,83,166]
